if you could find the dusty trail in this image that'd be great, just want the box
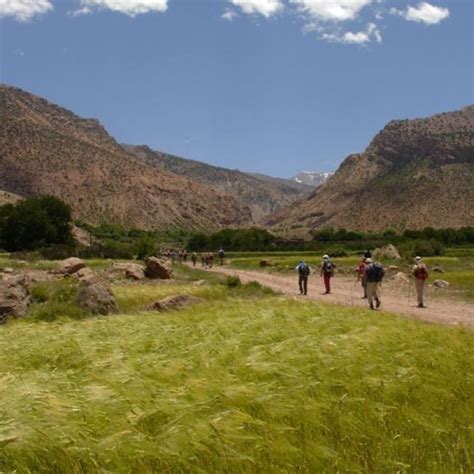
[198,264,474,327]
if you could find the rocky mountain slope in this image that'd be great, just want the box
[0,190,22,206]
[245,172,314,193]
[268,106,474,234]
[0,85,252,230]
[123,145,311,222]
[291,171,333,187]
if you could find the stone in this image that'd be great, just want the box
[433,279,450,289]
[391,272,410,283]
[2,268,14,274]
[76,276,118,315]
[58,257,86,275]
[74,267,96,281]
[388,265,399,271]
[112,263,145,280]
[193,280,207,286]
[0,277,30,323]
[432,266,444,273]
[144,257,172,279]
[147,294,202,312]
[373,244,401,260]
[259,260,273,267]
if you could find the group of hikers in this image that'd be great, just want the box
[296,251,430,310]
[190,249,226,268]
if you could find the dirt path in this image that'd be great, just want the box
[199,265,474,327]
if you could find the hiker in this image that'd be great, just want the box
[183,249,188,262]
[364,258,385,310]
[364,249,372,260]
[412,256,429,308]
[191,252,198,267]
[201,252,206,268]
[218,248,225,265]
[295,260,310,295]
[320,255,336,294]
[356,257,368,298]
[208,252,214,268]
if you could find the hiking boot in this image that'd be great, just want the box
[375,298,381,309]
[369,303,375,310]
[417,304,426,308]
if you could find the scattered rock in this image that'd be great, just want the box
[144,257,172,279]
[147,294,202,312]
[433,279,450,289]
[0,277,30,323]
[76,276,118,315]
[193,280,207,286]
[58,257,86,275]
[112,263,145,280]
[74,267,96,281]
[432,266,444,273]
[391,272,410,283]
[388,265,399,271]
[259,260,273,267]
[2,267,14,274]
[373,244,401,260]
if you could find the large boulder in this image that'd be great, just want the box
[144,257,172,280]
[76,276,118,315]
[0,276,30,323]
[58,257,86,275]
[373,244,401,260]
[147,294,202,313]
[112,263,145,281]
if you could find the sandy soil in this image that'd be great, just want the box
[200,264,474,327]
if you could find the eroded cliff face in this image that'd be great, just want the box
[0,85,252,230]
[268,106,474,234]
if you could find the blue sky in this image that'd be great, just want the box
[1,1,472,177]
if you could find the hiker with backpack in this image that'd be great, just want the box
[295,260,310,295]
[191,252,198,267]
[364,258,385,310]
[218,248,225,265]
[320,255,336,294]
[356,256,368,299]
[412,256,429,308]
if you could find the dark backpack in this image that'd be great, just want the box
[368,262,384,282]
[323,261,335,275]
[299,263,310,276]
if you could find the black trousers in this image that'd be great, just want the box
[299,275,308,295]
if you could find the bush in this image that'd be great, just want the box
[322,246,348,258]
[225,276,242,288]
[78,241,135,260]
[38,245,77,260]
[0,196,74,252]
[135,235,158,260]
[29,280,89,322]
[406,239,445,258]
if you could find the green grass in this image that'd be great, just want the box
[436,271,474,301]
[0,292,472,472]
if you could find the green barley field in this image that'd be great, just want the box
[0,266,473,472]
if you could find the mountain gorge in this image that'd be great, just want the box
[123,145,312,222]
[0,85,253,230]
[268,106,474,234]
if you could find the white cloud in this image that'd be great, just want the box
[391,2,449,25]
[231,0,284,18]
[0,0,53,22]
[76,0,168,17]
[290,0,375,22]
[222,8,238,21]
[322,22,382,44]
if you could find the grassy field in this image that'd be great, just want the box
[0,269,473,472]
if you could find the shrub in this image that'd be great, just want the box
[322,246,348,257]
[225,276,242,288]
[406,239,445,258]
[0,196,74,252]
[78,241,135,260]
[135,235,158,260]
